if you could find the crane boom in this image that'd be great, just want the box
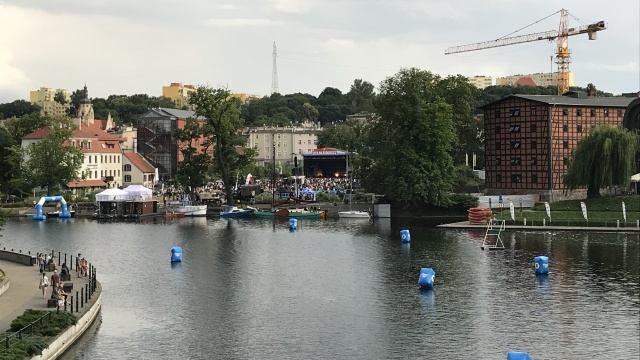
[445,21,606,55]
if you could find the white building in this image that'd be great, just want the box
[468,76,493,89]
[123,153,156,188]
[246,121,322,167]
[495,72,575,88]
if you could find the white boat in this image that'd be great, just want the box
[220,205,252,218]
[174,200,208,216]
[338,210,371,219]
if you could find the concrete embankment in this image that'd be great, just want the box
[438,220,640,232]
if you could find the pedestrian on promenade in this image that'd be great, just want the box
[60,263,69,281]
[39,273,50,298]
[76,254,82,278]
[51,269,60,290]
[38,253,45,273]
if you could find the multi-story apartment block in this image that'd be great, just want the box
[162,83,196,110]
[137,108,212,181]
[29,87,71,117]
[481,92,634,201]
[246,122,322,167]
[469,76,493,90]
[495,72,574,88]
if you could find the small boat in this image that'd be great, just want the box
[220,205,252,218]
[253,207,324,220]
[174,200,208,216]
[164,212,185,218]
[338,210,371,219]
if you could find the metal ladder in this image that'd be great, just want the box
[481,218,506,251]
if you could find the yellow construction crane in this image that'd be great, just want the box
[445,9,606,95]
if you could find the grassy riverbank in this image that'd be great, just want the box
[493,195,640,227]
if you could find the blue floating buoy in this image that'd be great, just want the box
[418,267,435,288]
[289,218,298,230]
[507,351,533,360]
[171,246,182,263]
[534,256,549,274]
[400,229,410,243]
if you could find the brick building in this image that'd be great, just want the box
[481,92,635,201]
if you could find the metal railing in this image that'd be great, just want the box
[0,248,98,352]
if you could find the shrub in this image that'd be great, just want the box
[254,192,279,204]
[317,192,340,203]
[2,310,77,358]
[446,193,479,211]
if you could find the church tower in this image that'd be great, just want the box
[77,84,95,126]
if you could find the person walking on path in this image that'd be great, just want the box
[51,269,60,290]
[39,273,50,298]
[76,254,82,278]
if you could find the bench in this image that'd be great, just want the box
[62,283,73,292]
[47,298,58,308]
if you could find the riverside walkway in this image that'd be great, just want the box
[0,259,94,332]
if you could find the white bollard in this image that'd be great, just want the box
[524,218,527,226]
[543,218,546,227]
[617,220,620,228]
[637,220,639,229]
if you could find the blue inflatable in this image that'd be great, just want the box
[33,195,71,221]
[507,351,533,360]
[534,256,549,274]
[289,218,298,230]
[418,267,435,288]
[400,229,411,243]
[171,246,182,262]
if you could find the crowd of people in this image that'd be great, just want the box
[37,251,89,310]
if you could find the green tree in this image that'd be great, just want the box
[362,68,456,207]
[0,100,40,120]
[346,79,376,114]
[19,121,84,195]
[564,125,640,198]
[0,127,14,199]
[189,86,256,205]
[174,118,214,195]
[3,113,51,144]
[317,124,358,150]
[54,91,68,106]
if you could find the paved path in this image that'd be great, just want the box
[0,260,91,332]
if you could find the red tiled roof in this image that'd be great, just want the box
[66,179,107,188]
[124,153,155,173]
[22,126,54,140]
[514,77,537,87]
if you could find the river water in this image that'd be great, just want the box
[0,217,638,360]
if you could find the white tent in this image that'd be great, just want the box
[631,173,640,182]
[95,188,132,202]
[122,185,153,200]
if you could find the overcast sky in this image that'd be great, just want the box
[1,0,638,102]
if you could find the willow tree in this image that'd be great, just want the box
[188,86,255,206]
[564,124,639,198]
[362,68,456,207]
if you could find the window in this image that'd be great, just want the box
[511,174,522,183]
[87,141,91,150]
[532,174,538,183]
[88,156,91,164]
[562,107,568,116]
[509,124,521,133]
[510,140,521,149]
[577,125,582,133]
[530,156,537,165]
[124,164,131,171]
[617,109,623,117]
[79,141,83,149]
[530,107,536,116]
[495,125,501,133]
[563,140,568,148]
[124,175,131,182]
[604,109,609,117]
[118,170,120,176]
[590,109,596,117]
[563,157,569,165]
[496,174,502,183]
[509,109,521,117]
[298,140,301,144]
[495,141,501,150]
[495,157,501,165]
[510,157,521,165]
[143,175,147,181]
[531,140,537,149]
[577,109,583,116]
[307,140,311,145]
[562,124,568,132]
[71,140,75,147]
[95,156,97,163]
[94,171,97,179]
[494,109,500,118]
[530,124,537,132]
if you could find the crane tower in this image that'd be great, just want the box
[445,9,606,95]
